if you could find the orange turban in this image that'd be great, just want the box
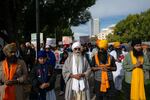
[113,42,120,48]
[97,40,108,50]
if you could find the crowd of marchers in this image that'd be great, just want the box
[0,39,150,100]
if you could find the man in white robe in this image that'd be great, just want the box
[62,41,91,100]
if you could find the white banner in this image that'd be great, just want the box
[58,41,63,45]
[31,33,37,48]
[31,33,44,47]
[62,36,72,45]
[46,38,56,47]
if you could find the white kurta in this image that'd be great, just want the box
[110,50,124,90]
[62,54,91,100]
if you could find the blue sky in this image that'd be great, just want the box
[71,0,150,40]
[100,15,126,29]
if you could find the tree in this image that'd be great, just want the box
[23,0,95,42]
[108,9,150,42]
[0,0,96,43]
[0,0,28,42]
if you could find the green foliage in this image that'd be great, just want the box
[23,0,95,42]
[107,9,150,42]
[71,10,92,26]
[0,0,95,43]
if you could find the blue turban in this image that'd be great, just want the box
[37,50,47,58]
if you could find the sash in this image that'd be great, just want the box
[2,59,17,100]
[95,53,110,92]
[130,51,146,100]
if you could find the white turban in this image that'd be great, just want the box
[72,41,81,50]
[25,42,30,47]
[45,45,49,48]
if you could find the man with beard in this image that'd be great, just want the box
[62,41,91,100]
[0,43,28,100]
[110,42,124,91]
[91,40,117,100]
[122,39,150,100]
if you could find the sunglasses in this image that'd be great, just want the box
[74,48,80,51]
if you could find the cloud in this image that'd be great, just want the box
[72,0,150,40]
[89,0,150,18]
[71,21,91,34]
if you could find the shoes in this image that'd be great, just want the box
[58,91,64,96]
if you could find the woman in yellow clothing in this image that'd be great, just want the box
[123,39,150,100]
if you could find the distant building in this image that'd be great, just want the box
[97,24,115,40]
[91,18,100,36]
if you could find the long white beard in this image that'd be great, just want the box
[74,54,81,62]
[74,52,81,56]
[72,54,85,92]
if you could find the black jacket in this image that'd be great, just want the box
[30,62,56,92]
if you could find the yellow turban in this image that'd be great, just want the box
[113,42,120,48]
[97,40,108,50]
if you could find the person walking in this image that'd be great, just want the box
[0,43,28,100]
[91,40,117,100]
[24,42,36,72]
[122,39,150,100]
[62,41,91,100]
[110,42,124,91]
[45,45,56,70]
[30,50,56,100]
[58,51,68,96]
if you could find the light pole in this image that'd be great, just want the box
[36,0,40,50]
[36,0,40,59]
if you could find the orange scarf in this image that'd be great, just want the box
[130,51,146,100]
[95,53,110,92]
[2,59,17,100]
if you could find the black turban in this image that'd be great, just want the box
[131,39,141,47]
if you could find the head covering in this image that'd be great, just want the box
[113,42,121,48]
[96,39,99,46]
[72,41,81,50]
[131,39,141,47]
[3,43,17,57]
[97,40,108,50]
[37,50,47,58]
[45,45,49,48]
[25,42,30,47]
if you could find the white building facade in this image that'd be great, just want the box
[97,24,115,40]
[91,18,100,36]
